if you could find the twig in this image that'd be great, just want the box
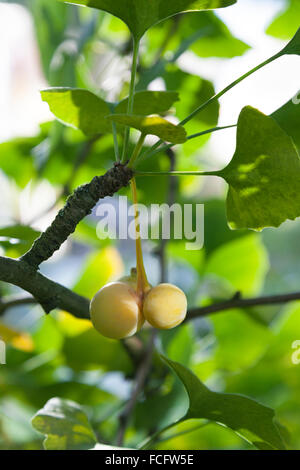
[187,291,300,320]
[121,336,145,369]
[0,295,37,316]
[116,330,156,446]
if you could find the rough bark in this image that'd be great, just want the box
[20,163,133,269]
[0,256,89,317]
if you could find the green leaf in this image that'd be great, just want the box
[281,27,300,55]
[163,323,195,367]
[108,115,187,143]
[61,0,237,40]
[0,135,43,187]
[0,225,40,242]
[116,90,179,115]
[135,380,188,435]
[31,398,97,450]
[30,0,69,83]
[41,88,111,136]
[271,96,300,153]
[224,303,300,449]
[210,309,273,372]
[163,67,219,127]
[0,225,40,256]
[41,88,181,137]
[73,247,123,299]
[62,326,132,373]
[185,11,249,58]
[33,316,64,354]
[162,356,285,450]
[205,235,269,296]
[202,199,247,255]
[149,11,249,59]
[219,106,300,230]
[159,66,219,156]
[267,0,300,40]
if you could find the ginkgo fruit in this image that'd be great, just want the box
[90,281,144,340]
[142,283,187,330]
[120,268,152,296]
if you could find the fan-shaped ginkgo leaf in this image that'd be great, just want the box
[41,88,111,136]
[219,106,300,230]
[60,0,237,40]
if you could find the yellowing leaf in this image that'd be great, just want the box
[0,322,33,352]
[57,311,92,337]
[73,247,124,298]
[116,90,179,115]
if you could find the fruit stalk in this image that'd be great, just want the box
[130,177,150,300]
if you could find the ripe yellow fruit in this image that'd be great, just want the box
[90,282,144,340]
[143,283,187,330]
[119,268,152,295]
[119,269,138,292]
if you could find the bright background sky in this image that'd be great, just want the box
[0,0,299,165]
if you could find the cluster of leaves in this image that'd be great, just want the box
[38,4,300,231]
[0,0,300,451]
[31,355,285,450]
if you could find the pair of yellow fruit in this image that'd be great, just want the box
[90,281,187,340]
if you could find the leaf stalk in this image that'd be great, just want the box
[122,39,140,162]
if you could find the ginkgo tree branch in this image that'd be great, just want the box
[20,163,133,269]
[1,255,300,320]
[0,256,90,318]
[187,291,300,320]
[0,160,299,322]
